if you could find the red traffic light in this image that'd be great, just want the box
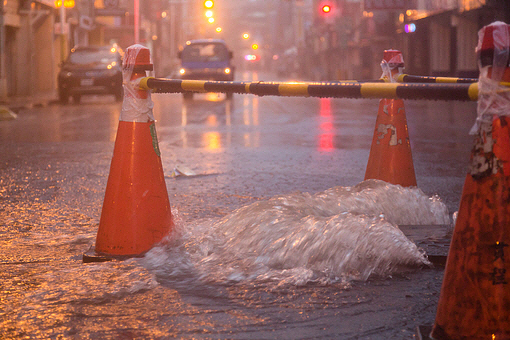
[321,4,331,13]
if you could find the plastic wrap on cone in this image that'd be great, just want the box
[380,49,405,82]
[364,98,417,187]
[93,44,173,257]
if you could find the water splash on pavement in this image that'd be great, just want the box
[143,179,449,286]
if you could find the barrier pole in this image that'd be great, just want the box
[140,77,479,101]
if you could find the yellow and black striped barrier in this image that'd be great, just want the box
[335,74,477,84]
[396,74,477,84]
[139,77,480,101]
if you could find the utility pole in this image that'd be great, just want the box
[60,4,67,61]
[134,0,139,43]
[0,0,6,99]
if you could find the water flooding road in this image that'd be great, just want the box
[1,75,477,339]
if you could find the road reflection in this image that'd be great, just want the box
[177,71,263,150]
[318,98,334,152]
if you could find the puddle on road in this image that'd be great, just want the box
[143,179,450,286]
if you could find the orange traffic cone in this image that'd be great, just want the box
[431,22,510,339]
[86,45,173,260]
[364,50,417,187]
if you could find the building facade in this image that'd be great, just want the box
[402,0,510,77]
[1,0,60,99]
[0,0,167,101]
[298,0,510,81]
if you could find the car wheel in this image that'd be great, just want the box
[226,92,233,100]
[59,90,69,104]
[73,94,81,104]
[183,92,193,100]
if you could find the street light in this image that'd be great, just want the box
[204,0,214,9]
[321,4,331,13]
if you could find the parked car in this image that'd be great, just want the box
[58,45,123,104]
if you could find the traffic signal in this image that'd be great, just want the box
[317,1,342,19]
[204,0,214,9]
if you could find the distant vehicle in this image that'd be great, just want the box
[178,39,234,99]
[58,45,123,104]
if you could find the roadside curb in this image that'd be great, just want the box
[0,91,58,113]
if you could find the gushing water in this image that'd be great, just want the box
[143,179,450,286]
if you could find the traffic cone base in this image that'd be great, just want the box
[431,116,510,339]
[364,98,417,187]
[95,120,173,256]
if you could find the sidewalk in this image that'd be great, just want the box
[0,90,58,112]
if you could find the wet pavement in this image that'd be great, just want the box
[0,72,478,339]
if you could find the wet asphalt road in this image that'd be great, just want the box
[0,71,478,339]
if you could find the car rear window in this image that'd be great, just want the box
[181,43,229,62]
[69,49,120,64]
